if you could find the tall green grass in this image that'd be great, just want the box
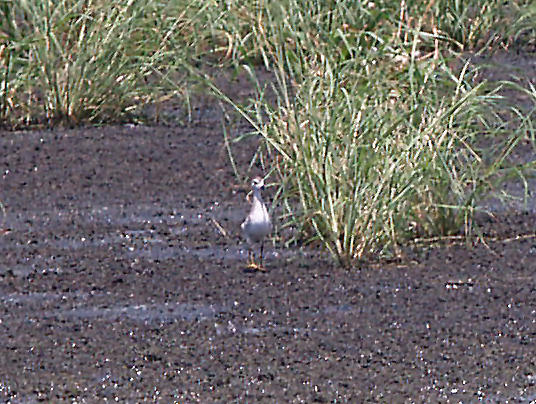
[0,0,532,126]
[243,54,528,266]
[508,1,536,48]
[0,0,194,126]
[199,0,534,66]
[203,0,535,266]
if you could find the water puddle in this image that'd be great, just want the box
[215,320,309,337]
[124,244,283,262]
[0,264,36,278]
[479,177,536,214]
[0,291,89,305]
[0,290,225,324]
[58,302,225,323]
[323,304,356,315]
[2,202,237,233]
[2,203,242,243]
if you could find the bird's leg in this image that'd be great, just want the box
[246,246,265,271]
[257,241,266,271]
[247,247,259,269]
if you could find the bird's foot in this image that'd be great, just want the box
[246,262,266,272]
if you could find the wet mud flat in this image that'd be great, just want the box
[1,116,536,403]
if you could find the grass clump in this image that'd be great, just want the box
[250,52,519,266]
[199,0,533,66]
[1,0,531,127]
[210,0,534,266]
[0,0,193,126]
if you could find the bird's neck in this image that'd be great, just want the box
[253,189,264,204]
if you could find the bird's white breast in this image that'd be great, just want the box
[242,197,271,242]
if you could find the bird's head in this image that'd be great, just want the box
[251,176,265,191]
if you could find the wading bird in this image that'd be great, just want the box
[241,177,272,271]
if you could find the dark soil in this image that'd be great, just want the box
[1,64,536,403]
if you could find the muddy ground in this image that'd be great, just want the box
[1,57,536,403]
